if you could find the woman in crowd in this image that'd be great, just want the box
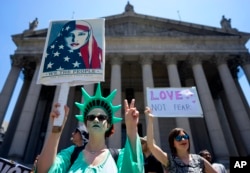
[144,106,217,173]
[36,83,144,173]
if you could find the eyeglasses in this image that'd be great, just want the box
[86,114,108,121]
[175,134,189,142]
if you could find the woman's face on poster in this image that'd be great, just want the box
[64,29,89,50]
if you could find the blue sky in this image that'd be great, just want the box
[1,0,250,122]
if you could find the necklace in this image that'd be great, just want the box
[89,150,97,154]
[86,145,106,154]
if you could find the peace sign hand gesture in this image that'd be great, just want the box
[124,99,139,136]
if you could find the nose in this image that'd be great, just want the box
[71,34,75,42]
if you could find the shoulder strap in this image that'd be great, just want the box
[109,148,119,163]
[70,143,87,167]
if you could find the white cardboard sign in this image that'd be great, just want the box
[146,87,203,117]
[36,19,105,127]
[37,19,105,86]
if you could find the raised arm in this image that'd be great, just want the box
[124,99,139,158]
[36,103,69,173]
[144,106,169,167]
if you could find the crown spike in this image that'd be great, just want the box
[75,102,84,111]
[95,82,102,98]
[106,89,117,102]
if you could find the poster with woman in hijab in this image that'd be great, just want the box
[36,19,105,128]
[37,19,105,86]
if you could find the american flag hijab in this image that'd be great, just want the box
[43,20,102,72]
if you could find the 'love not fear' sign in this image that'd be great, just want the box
[146,87,203,117]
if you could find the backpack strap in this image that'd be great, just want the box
[109,148,119,163]
[70,143,87,167]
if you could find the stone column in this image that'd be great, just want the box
[215,56,250,154]
[8,62,42,159]
[190,57,229,159]
[140,55,161,145]
[109,55,122,148]
[0,79,30,157]
[83,84,94,96]
[165,56,195,153]
[241,55,250,83]
[0,59,22,126]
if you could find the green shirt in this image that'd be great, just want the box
[48,135,144,173]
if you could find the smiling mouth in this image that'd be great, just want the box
[93,124,100,127]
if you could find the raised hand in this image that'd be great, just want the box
[50,103,69,132]
[144,106,154,121]
[124,99,139,133]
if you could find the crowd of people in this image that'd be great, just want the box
[33,82,228,173]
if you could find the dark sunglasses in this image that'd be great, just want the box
[175,134,189,142]
[86,114,108,121]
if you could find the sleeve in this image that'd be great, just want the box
[116,134,144,173]
[48,145,75,173]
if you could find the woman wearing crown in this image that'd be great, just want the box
[36,83,144,173]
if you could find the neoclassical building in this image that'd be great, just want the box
[0,3,250,167]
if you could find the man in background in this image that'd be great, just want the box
[70,126,89,146]
[199,149,227,173]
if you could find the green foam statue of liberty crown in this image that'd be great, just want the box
[75,83,122,124]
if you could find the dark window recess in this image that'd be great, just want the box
[122,123,142,147]
[125,88,134,103]
[103,88,110,97]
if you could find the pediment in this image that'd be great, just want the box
[12,28,48,38]
[13,7,250,40]
[104,11,247,37]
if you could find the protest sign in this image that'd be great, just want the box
[37,19,105,129]
[146,87,203,117]
[0,157,31,173]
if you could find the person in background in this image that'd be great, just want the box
[31,126,89,172]
[141,136,164,173]
[36,83,144,173]
[199,149,227,173]
[144,106,217,173]
[70,126,89,147]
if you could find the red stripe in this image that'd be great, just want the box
[76,25,89,31]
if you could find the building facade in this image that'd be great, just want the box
[0,3,250,167]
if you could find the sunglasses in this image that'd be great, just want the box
[86,114,108,121]
[175,134,189,142]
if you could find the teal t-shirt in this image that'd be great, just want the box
[48,135,144,173]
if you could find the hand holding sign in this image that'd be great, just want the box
[52,83,69,131]
[50,102,70,133]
